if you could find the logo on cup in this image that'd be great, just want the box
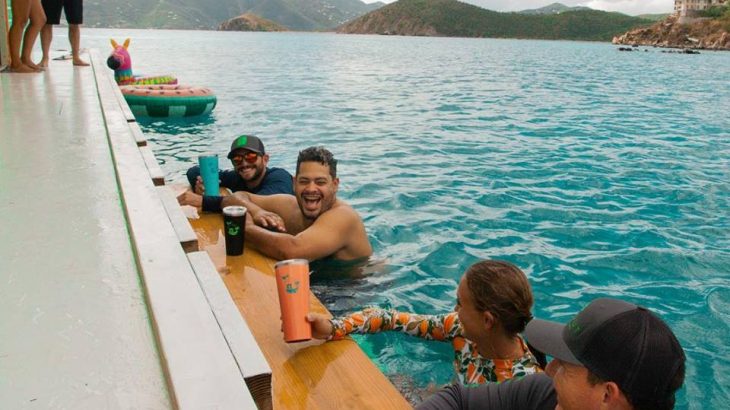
[225,221,240,236]
[286,281,300,294]
[281,274,300,293]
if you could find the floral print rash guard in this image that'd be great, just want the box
[329,307,542,386]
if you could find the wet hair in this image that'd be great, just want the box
[587,360,685,410]
[465,260,534,335]
[296,146,337,179]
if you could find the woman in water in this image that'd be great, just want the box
[306,260,542,385]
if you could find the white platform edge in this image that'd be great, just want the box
[156,185,199,253]
[128,121,148,147]
[140,145,165,186]
[90,49,257,409]
[104,59,137,122]
[187,251,273,403]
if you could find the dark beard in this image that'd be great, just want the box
[239,165,264,183]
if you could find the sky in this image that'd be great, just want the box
[362,0,675,16]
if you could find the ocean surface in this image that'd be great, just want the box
[66,28,729,406]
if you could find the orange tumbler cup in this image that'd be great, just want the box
[275,259,312,343]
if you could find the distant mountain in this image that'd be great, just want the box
[519,2,590,15]
[218,13,288,31]
[84,0,384,31]
[338,0,652,41]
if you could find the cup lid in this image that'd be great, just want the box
[275,259,309,269]
[222,206,247,217]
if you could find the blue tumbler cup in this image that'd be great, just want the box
[198,154,219,196]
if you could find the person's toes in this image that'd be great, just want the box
[73,59,90,66]
[10,63,38,73]
[23,60,42,71]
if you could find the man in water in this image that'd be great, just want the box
[417,297,686,410]
[221,146,372,262]
[178,134,293,212]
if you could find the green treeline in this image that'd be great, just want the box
[344,0,653,41]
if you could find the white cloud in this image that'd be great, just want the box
[362,0,676,16]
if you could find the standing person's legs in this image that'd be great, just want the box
[39,0,61,67]
[65,0,88,66]
[68,25,87,65]
[21,0,47,70]
[39,25,53,67]
[8,0,35,72]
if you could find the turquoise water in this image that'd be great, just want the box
[77,28,729,406]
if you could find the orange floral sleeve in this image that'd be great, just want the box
[329,307,461,341]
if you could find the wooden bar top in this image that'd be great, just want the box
[189,212,411,409]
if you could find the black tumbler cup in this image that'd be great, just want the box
[222,206,247,256]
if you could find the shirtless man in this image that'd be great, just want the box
[221,146,372,262]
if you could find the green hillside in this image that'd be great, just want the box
[338,0,652,41]
[84,0,383,30]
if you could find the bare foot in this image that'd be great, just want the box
[73,58,89,66]
[38,58,49,68]
[21,59,43,71]
[9,63,38,73]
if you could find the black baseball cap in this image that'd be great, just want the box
[525,298,685,406]
[227,135,265,159]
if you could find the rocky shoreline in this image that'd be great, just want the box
[613,15,729,50]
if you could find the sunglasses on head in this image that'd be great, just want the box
[231,151,259,164]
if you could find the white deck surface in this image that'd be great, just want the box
[0,57,171,408]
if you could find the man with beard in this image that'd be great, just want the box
[178,135,293,212]
[220,146,372,262]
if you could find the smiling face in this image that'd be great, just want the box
[546,359,605,410]
[230,149,268,185]
[295,161,339,220]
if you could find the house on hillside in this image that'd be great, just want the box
[675,0,726,17]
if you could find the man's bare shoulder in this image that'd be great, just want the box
[310,201,365,235]
[315,200,372,259]
[321,200,361,221]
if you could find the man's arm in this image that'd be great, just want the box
[245,206,355,261]
[416,373,556,410]
[183,166,236,212]
[221,192,291,231]
[199,169,246,212]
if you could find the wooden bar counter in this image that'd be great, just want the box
[189,211,411,409]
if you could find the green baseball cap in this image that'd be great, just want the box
[227,135,265,159]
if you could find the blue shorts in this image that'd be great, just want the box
[41,0,83,25]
